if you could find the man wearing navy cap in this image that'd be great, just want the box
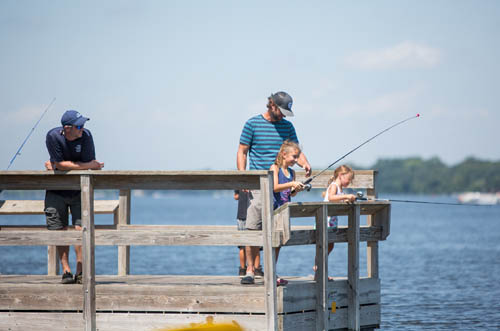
[44,110,104,284]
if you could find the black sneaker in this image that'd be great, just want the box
[241,273,255,285]
[74,272,82,284]
[239,267,246,278]
[61,271,75,284]
[255,266,264,278]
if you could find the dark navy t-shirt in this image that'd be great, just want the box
[46,127,96,164]
[45,127,96,196]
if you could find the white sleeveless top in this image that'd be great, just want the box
[324,182,341,228]
[324,182,342,202]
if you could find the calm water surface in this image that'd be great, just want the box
[1,191,499,330]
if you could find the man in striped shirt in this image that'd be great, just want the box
[237,91,311,285]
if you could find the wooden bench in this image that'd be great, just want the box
[0,199,120,275]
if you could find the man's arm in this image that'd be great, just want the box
[237,143,249,171]
[297,152,312,177]
[52,160,104,170]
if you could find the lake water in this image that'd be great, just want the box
[1,190,499,330]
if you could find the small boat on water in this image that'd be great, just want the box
[457,192,500,205]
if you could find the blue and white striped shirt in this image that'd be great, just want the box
[239,115,299,170]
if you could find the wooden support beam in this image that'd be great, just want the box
[47,245,59,276]
[348,204,360,331]
[315,205,328,331]
[261,173,277,331]
[366,176,379,279]
[81,175,96,331]
[118,189,131,276]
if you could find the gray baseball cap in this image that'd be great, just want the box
[270,91,294,117]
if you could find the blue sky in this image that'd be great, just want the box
[1,1,499,171]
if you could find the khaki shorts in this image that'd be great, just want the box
[245,190,262,230]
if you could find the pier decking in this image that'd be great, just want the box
[0,170,390,331]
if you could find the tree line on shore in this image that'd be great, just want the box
[361,157,500,194]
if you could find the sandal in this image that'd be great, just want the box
[276,277,288,286]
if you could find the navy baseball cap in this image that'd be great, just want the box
[61,110,89,126]
[270,91,294,117]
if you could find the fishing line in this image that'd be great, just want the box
[6,97,56,170]
[297,114,420,191]
[355,192,487,207]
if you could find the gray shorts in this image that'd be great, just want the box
[246,190,262,230]
[45,190,82,230]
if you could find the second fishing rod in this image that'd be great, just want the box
[295,113,420,192]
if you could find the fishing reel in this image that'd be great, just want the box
[356,191,367,201]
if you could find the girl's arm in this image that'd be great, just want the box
[271,164,303,193]
[290,169,299,197]
[326,183,356,202]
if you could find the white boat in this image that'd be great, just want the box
[457,192,500,205]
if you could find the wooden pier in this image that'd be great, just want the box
[0,170,390,331]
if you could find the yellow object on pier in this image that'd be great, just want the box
[157,322,243,331]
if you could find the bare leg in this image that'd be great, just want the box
[57,245,71,273]
[74,225,83,274]
[239,247,246,268]
[245,246,259,274]
[254,250,261,268]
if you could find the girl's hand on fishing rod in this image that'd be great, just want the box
[344,194,356,203]
[292,182,305,192]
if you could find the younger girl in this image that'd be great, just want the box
[270,140,305,285]
[315,165,356,278]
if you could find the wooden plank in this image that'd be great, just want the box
[0,200,119,215]
[261,173,278,331]
[295,170,376,189]
[283,226,383,246]
[117,189,130,276]
[279,305,380,331]
[375,203,391,240]
[348,204,360,330]
[314,205,328,331]
[0,275,266,313]
[0,229,264,246]
[80,175,96,331]
[0,312,268,331]
[0,170,268,190]
[287,201,389,218]
[279,277,380,313]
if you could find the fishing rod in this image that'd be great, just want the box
[355,192,487,207]
[6,97,56,170]
[297,114,420,191]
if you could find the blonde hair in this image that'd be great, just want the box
[327,165,355,186]
[274,140,301,168]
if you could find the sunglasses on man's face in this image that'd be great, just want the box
[74,125,84,130]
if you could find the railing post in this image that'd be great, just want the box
[118,189,131,276]
[315,205,329,331]
[347,203,360,331]
[47,245,59,276]
[261,172,277,331]
[367,171,379,278]
[81,174,96,331]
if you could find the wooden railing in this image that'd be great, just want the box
[0,170,388,331]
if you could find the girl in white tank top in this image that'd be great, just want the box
[315,165,357,278]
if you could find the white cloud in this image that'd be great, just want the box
[346,41,442,70]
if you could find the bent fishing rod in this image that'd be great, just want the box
[6,97,56,170]
[297,114,420,191]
